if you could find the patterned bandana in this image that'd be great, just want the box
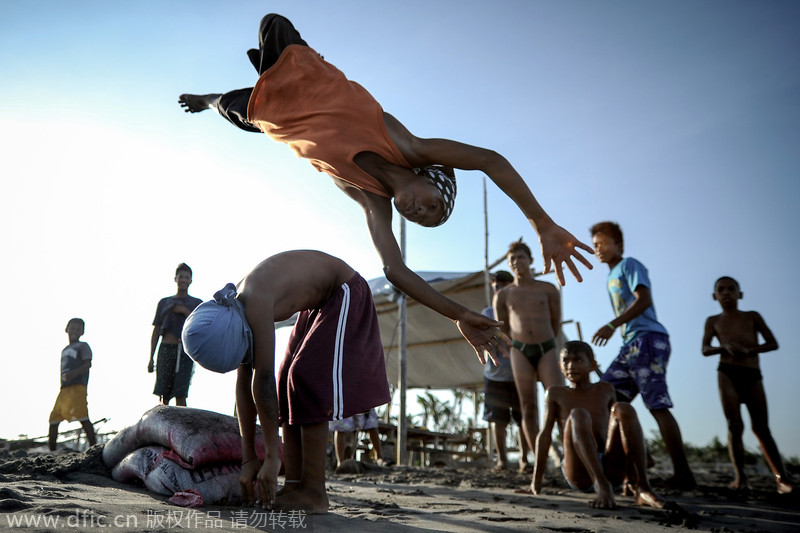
[414,166,457,227]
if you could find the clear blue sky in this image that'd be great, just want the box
[2,1,799,459]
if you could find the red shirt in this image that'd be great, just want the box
[247,45,410,198]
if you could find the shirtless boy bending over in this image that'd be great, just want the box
[702,276,793,494]
[524,341,665,510]
[182,250,390,513]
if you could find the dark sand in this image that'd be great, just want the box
[1,447,798,532]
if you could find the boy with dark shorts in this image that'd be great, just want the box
[702,276,793,494]
[148,263,202,406]
[482,270,530,471]
[590,221,695,490]
[182,250,390,513]
[494,241,563,464]
[178,13,594,363]
[522,341,665,510]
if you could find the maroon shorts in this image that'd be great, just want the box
[278,273,390,425]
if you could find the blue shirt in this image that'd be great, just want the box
[607,257,668,344]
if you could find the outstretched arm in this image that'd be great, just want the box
[592,285,652,346]
[385,116,594,285]
[351,189,510,364]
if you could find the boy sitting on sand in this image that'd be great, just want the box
[521,341,665,510]
[179,13,594,362]
[181,250,390,513]
[702,276,793,494]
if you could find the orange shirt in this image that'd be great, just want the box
[247,45,410,198]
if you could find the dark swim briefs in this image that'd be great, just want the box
[718,361,763,397]
[512,338,556,368]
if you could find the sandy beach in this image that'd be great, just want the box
[1,445,798,533]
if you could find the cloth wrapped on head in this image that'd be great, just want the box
[182,283,252,374]
[414,166,457,227]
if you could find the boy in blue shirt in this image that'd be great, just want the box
[590,221,695,491]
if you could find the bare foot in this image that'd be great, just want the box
[274,485,329,515]
[492,462,508,472]
[776,475,793,494]
[178,93,221,113]
[276,480,299,497]
[519,463,533,474]
[621,480,635,497]
[588,480,617,509]
[513,485,535,495]
[728,477,749,491]
[635,489,667,509]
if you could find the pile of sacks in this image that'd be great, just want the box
[102,405,277,506]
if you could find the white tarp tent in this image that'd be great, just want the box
[368,270,490,390]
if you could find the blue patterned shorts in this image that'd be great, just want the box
[601,332,673,410]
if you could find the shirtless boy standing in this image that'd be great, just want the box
[494,241,563,457]
[527,341,665,510]
[702,276,793,494]
[182,250,390,513]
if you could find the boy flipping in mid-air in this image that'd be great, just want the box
[702,276,793,494]
[178,14,593,362]
[182,250,390,513]
[524,341,665,510]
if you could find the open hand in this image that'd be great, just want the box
[537,223,594,285]
[456,312,512,365]
[592,324,615,346]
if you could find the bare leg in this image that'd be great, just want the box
[537,348,565,390]
[275,422,330,514]
[366,428,385,464]
[511,349,539,455]
[563,409,616,509]
[744,382,793,494]
[718,372,748,490]
[491,422,509,470]
[178,94,222,113]
[278,423,302,496]
[650,409,696,490]
[80,420,97,447]
[48,422,59,451]
[333,431,349,467]
[537,348,565,465]
[175,397,187,407]
[605,403,665,509]
[518,426,532,471]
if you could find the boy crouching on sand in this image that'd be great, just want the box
[522,341,665,509]
[181,250,390,513]
[702,276,793,494]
